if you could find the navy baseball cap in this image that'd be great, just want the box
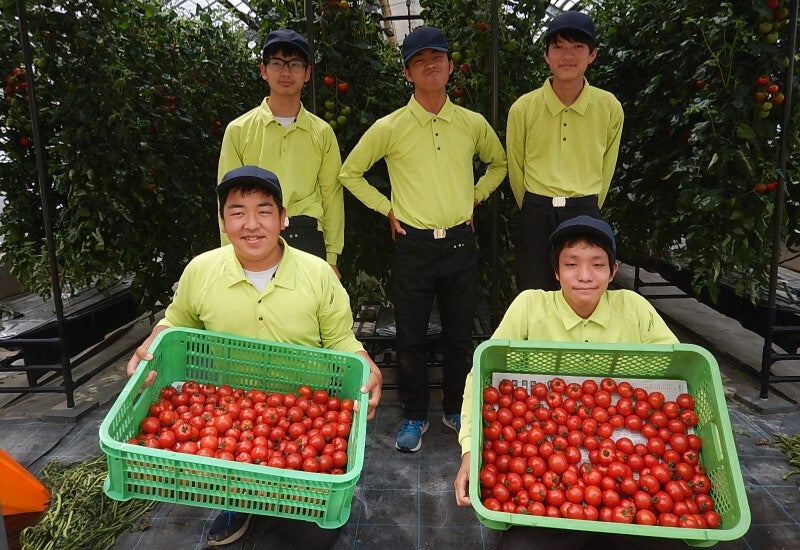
[549,215,616,253]
[262,29,310,62]
[544,11,597,42]
[217,166,282,205]
[401,26,449,64]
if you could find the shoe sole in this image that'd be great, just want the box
[442,416,460,433]
[395,422,429,453]
[207,514,252,547]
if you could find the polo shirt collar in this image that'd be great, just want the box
[556,290,611,330]
[258,98,311,131]
[220,237,297,290]
[407,95,455,125]
[544,78,592,117]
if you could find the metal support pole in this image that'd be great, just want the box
[15,0,75,407]
[760,0,798,399]
[489,0,501,329]
[304,0,317,114]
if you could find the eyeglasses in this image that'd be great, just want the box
[266,57,307,72]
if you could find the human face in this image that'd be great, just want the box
[555,240,617,319]
[544,36,597,84]
[221,189,287,271]
[403,49,453,94]
[260,51,311,97]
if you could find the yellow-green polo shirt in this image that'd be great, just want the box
[158,239,363,354]
[218,99,344,265]
[339,96,507,229]
[506,78,624,208]
[458,289,677,455]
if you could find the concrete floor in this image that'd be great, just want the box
[3,263,800,549]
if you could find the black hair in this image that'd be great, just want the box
[262,44,309,65]
[546,29,597,53]
[218,181,284,218]
[549,234,616,275]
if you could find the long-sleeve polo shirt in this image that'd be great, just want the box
[218,99,344,264]
[506,78,624,208]
[339,96,507,229]
[158,239,363,355]
[458,289,678,455]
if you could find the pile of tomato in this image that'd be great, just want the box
[478,377,721,529]
[127,381,354,474]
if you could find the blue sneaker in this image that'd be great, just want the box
[442,413,461,434]
[207,511,251,546]
[395,419,429,452]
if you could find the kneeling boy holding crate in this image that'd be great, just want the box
[126,165,382,548]
[454,215,682,549]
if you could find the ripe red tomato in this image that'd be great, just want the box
[140,416,161,434]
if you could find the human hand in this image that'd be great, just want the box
[357,351,383,420]
[330,264,342,279]
[454,452,472,506]
[126,344,157,387]
[388,209,406,241]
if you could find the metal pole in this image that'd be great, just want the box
[760,0,798,399]
[305,0,317,113]
[15,0,75,407]
[489,0,500,329]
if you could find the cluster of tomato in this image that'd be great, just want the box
[478,377,721,529]
[127,381,354,474]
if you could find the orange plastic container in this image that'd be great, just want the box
[0,448,50,516]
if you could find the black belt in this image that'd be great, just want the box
[523,192,598,208]
[286,215,318,228]
[399,221,471,240]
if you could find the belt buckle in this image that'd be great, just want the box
[433,228,447,239]
[552,196,567,207]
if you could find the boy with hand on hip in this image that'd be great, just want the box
[339,26,507,453]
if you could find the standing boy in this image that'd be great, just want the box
[508,11,624,291]
[128,166,382,547]
[339,26,507,453]
[453,215,678,549]
[218,29,344,276]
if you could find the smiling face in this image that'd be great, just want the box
[544,35,597,84]
[403,48,453,94]
[221,188,287,271]
[260,48,311,98]
[555,239,617,319]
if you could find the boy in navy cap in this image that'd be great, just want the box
[128,166,382,547]
[340,26,507,453]
[218,29,344,278]
[453,215,678,549]
[507,11,624,292]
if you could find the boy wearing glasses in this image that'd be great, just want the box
[218,29,344,277]
[508,12,624,292]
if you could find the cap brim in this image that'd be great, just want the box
[217,175,282,202]
[549,225,614,252]
[403,46,449,63]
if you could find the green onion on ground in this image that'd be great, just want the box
[773,433,800,480]
[19,455,154,550]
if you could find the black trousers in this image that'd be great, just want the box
[392,223,478,419]
[253,515,341,549]
[514,193,601,292]
[282,215,326,261]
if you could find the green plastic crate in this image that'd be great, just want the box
[99,327,369,529]
[469,340,751,547]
